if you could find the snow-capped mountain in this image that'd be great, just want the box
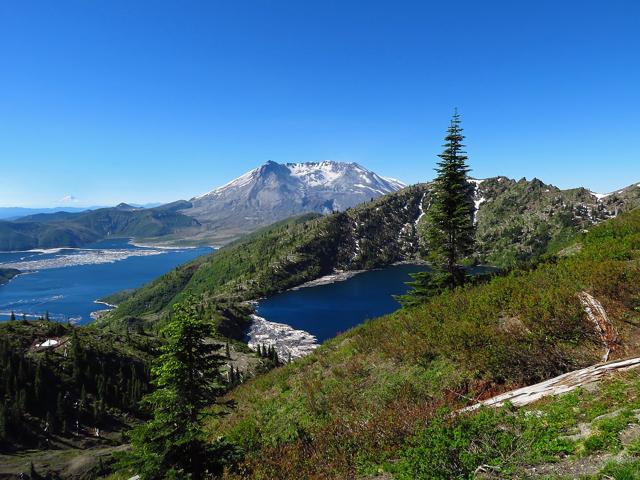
[179,160,405,239]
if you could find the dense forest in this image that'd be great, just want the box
[0,321,153,452]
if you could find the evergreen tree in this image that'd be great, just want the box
[400,111,475,305]
[9,311,15,322]
[117,297,235,479]
[426,110,475,285]
[71,330,83,386]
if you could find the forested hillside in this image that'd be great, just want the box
[0,321,154,453]
[0,202,199,251]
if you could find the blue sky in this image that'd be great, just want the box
[1,1,638,207]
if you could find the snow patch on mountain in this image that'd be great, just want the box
[183,161,407,236]
[196,161,405,201]
[195,167,260,199]
[414,193,427,229]
[591,191,611,201]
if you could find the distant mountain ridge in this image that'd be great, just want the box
[178,160,405,243]
[0,203,163,221]
[0,203,199,251]
[0,160,403,250]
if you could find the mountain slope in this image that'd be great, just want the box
[177,160,406,243]
[474,176,640,265]
[209,207,640,479]
[100,177,640,328]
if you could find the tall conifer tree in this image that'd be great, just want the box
[426,109,475,287]
[117,297,235,479]
[399,111,475,306]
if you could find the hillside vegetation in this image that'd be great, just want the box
[101,179,640,331]
[98,188,427,328]
[207,208,640,479]
[0,321,155,453]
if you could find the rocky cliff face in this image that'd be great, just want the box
[474,177,640,265]
[308,176,640,271]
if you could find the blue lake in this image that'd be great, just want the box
[256,264,428,343]
[0,239,212,324]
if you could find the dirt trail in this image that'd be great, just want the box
[463,292,630,412]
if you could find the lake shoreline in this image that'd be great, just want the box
[247,314,319,360]
[251,263,431,358]
[289,260,428,291]
[0,238,212,324]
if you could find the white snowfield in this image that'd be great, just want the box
[592,191,611,200]
[195,161,406,199]
[197,168,259,198]
[414,192,427,229]
[591,183,640,201]
[471,178,487,224]
[36,339,59,348]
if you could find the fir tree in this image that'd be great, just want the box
[426,110,475,285]
[400,111,475,305]
[116,297,235,479]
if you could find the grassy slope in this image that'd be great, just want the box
[394,369,640,479]
[211,209,640,479]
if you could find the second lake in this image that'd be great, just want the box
[256,264,428,343]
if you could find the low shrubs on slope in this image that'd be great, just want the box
[395,369,640,479]
[212,209,640,479]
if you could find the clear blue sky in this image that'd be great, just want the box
[1,0,638,207]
